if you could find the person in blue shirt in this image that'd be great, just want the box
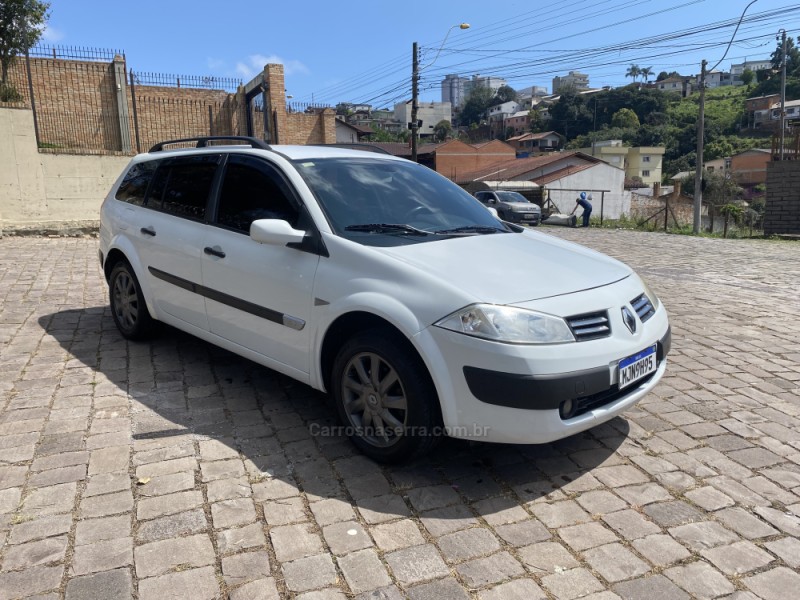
[571,192,592,227]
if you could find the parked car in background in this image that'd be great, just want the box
[474,190,541,225]
[100,136,670,463]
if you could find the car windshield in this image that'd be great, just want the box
[496,191,530,203]
[294,157,508,245]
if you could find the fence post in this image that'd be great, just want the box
[129,70,141,153]
[599,191,605,225]
[664,195,669,231]
[24,51,41,146]
[112,55,132,153]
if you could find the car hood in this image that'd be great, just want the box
[373,230,631,304]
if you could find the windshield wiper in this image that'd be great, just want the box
[434,225,505,235]
[344,223,430,236]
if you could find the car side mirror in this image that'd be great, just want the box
[250,219,306,245]
[486,206,499,218]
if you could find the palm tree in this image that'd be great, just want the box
[625,64,641,82]
[640,66,653,83]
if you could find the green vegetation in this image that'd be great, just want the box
[0,0,50,97]
[561,84,772,180]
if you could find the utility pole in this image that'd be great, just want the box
[779,29,787,160]
[411,42,419,163]
[693,60,707,234]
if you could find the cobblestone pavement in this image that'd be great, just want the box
[0,229,799,600]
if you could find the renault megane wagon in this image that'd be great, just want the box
[99,136,670,462]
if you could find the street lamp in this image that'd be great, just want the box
[411,23,470,162]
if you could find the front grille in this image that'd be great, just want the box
[566,310,610,341]
[631,293,655,323]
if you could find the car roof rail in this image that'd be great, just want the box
[148,136,273,153]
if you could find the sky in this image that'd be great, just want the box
[42,0,798,108]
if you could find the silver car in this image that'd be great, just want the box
[475,190,541,225]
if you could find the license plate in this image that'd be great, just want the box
[522,214,535,220]
[618,345,657,389]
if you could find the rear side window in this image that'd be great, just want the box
[149,155,220,220]
[115,161,157,206]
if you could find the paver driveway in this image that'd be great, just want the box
[0,229,799,600]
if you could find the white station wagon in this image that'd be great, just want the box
[99,137,670,462]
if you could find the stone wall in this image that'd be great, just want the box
[0,107,130,233]
[764,160,800,235]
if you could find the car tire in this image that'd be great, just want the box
[331,329,442,463]
[109,261,157,340]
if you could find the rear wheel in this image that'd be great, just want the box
[331,329,441,463]
[109,261,157,340]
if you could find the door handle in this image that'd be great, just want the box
[204,246,226,258]
[140,227,156,236]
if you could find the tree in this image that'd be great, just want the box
[770,36,800,77]
[0,0,50,87]
[494,85,518,104]
[625,64,641,83]
[548,91,593,139]
[611,108,640,129]
[640,66,653,83]
[528,108,546,132]
[459,85,494,127]
[433,119,451,142]
[740,68,754,86]
[657,70,681,81]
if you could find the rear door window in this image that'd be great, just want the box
[145,155,220,220]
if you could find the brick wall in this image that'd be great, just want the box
[1,55,331,154]
[764,161,800,235]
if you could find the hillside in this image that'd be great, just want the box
[560,84,774,181]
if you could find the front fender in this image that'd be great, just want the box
[309,292,430,391]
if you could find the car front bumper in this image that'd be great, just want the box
[509,211,541,225]
[413,277,670,444]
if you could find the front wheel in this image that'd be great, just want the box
[331,330,441,463]
[109,261,157,340]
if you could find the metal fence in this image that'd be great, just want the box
[131,95,239,152]
[130,71,241,93]
[28,44,123,62]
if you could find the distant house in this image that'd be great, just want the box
[506,131,563,153]
[335,118,373,144]
[455,151,628,218]
[730,148,771,187]
[650,76,694,97]
[434,139,517,180]
[575,141,665,185]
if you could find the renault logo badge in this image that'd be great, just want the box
[622,306,637,334]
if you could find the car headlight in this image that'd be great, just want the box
[435,304,575,344]
[639,277,661,310]
[640,277,661,311]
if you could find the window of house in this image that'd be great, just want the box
[642,156,651,163]
[642,170,651,177]
[216,155,300,233]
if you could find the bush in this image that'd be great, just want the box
[0,83,22,102]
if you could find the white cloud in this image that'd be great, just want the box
[207,57,225,71]
[234,54,309,79]
[41,25,64,43]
